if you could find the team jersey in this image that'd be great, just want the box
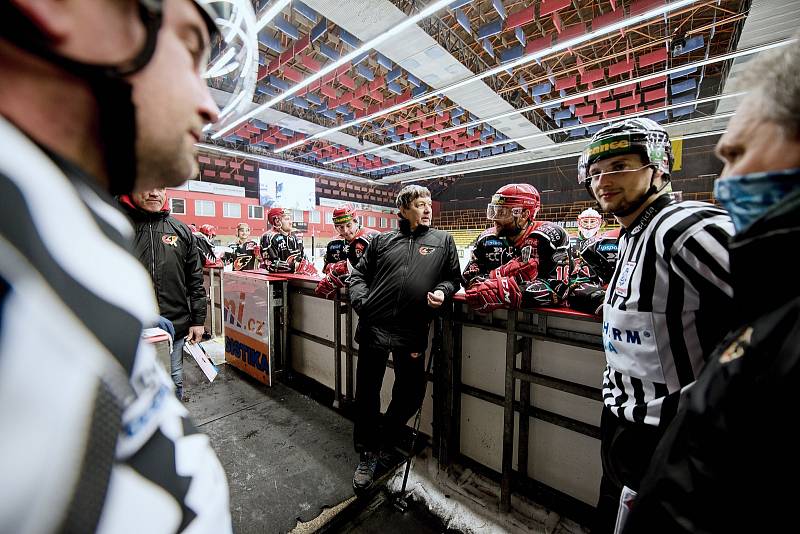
[225,239,259,271]
[323,227,380,274]
[462,221,571,306]
[194,232,221,268]
[0,118,231,533]
[259,230,304,273]
[602,195,735,426]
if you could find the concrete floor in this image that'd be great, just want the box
[182,352,452,534]
[183,359,359,534]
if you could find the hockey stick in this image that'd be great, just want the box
[393,318,440,512]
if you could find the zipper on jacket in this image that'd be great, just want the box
[393,235,414,318]
[148,222,156,284]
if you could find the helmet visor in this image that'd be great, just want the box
[487,204,523,221]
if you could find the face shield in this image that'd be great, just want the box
[487,204,525,221]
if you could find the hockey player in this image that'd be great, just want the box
[315,205,380,299]
[462,183,570,313]
[566,209,618,313]
[260,207,317,274]
[225,222,260,271]
[196,223,222,268]
[260,207,300,272]
[575,208,603,243]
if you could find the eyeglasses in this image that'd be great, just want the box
[587,164,653,182]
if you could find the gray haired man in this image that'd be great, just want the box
[347,185,461,492]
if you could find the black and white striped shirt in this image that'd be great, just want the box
[602,194,734,426]
[0,118,231,533]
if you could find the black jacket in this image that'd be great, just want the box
[623,189,800,534]
[119,198,206,338]
[348,219,461,352]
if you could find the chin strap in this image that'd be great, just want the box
[1,1,163,195]
[612,168,671,217]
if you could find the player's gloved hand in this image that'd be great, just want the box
[489,257,539,282]
[314,273,344,299]
[269,260,293,273]
[465,276,521,313]
[329,260,349,278]
[295,258,320,277]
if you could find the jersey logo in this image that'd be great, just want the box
[419,246,435,256]
[162,235,178,247]
[233,255,254,271]
[614,261,636,297]
[719,327,753,364]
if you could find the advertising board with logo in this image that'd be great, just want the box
[222,272,272,385]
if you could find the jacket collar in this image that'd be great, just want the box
[118,194,169,221]
[730,188,800,322]
[399,217,429,237]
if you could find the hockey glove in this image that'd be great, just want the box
[314,273,345,299]
[328,260,349,278]
[465,276,522,313]
[490,257,539,282]
[295,258,320,277]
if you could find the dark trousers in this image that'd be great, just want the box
[353,342,427,453]
[594,407,665,534]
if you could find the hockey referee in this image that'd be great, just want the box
[577,118,735,533]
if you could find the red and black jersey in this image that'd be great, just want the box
[463,222,569,285]
[463,221,571,307]
[225,239,260,271]
[193,232,221,268]
[322,227,380,274]
[260,230,304,273]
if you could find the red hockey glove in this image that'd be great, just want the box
[295,258,320,277]
[328,260,349,278]
[314,273,344,299]
[465,276,522,313]
[490,257,539,282]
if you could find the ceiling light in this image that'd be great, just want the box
[395,125,730,183]
[273,0,703,153]
[341,39,791,163]
[364,92,742,172]
[255,0,293,32]
[214,0,455,139]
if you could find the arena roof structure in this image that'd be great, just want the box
[200,0,799,188]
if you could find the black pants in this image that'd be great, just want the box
[594,407,665,534]
[353,342,427,453]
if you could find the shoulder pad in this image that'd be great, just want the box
[357,227,381,238]
[476,228,507,246]
[478,227,499,240]
[531,222,568,246]
[327,238,346,249]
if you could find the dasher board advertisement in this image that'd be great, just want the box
[222,272,272,385]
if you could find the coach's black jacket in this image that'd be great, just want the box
[119,197,206,339]
[623,189,800,534]
[348,218,461,352]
